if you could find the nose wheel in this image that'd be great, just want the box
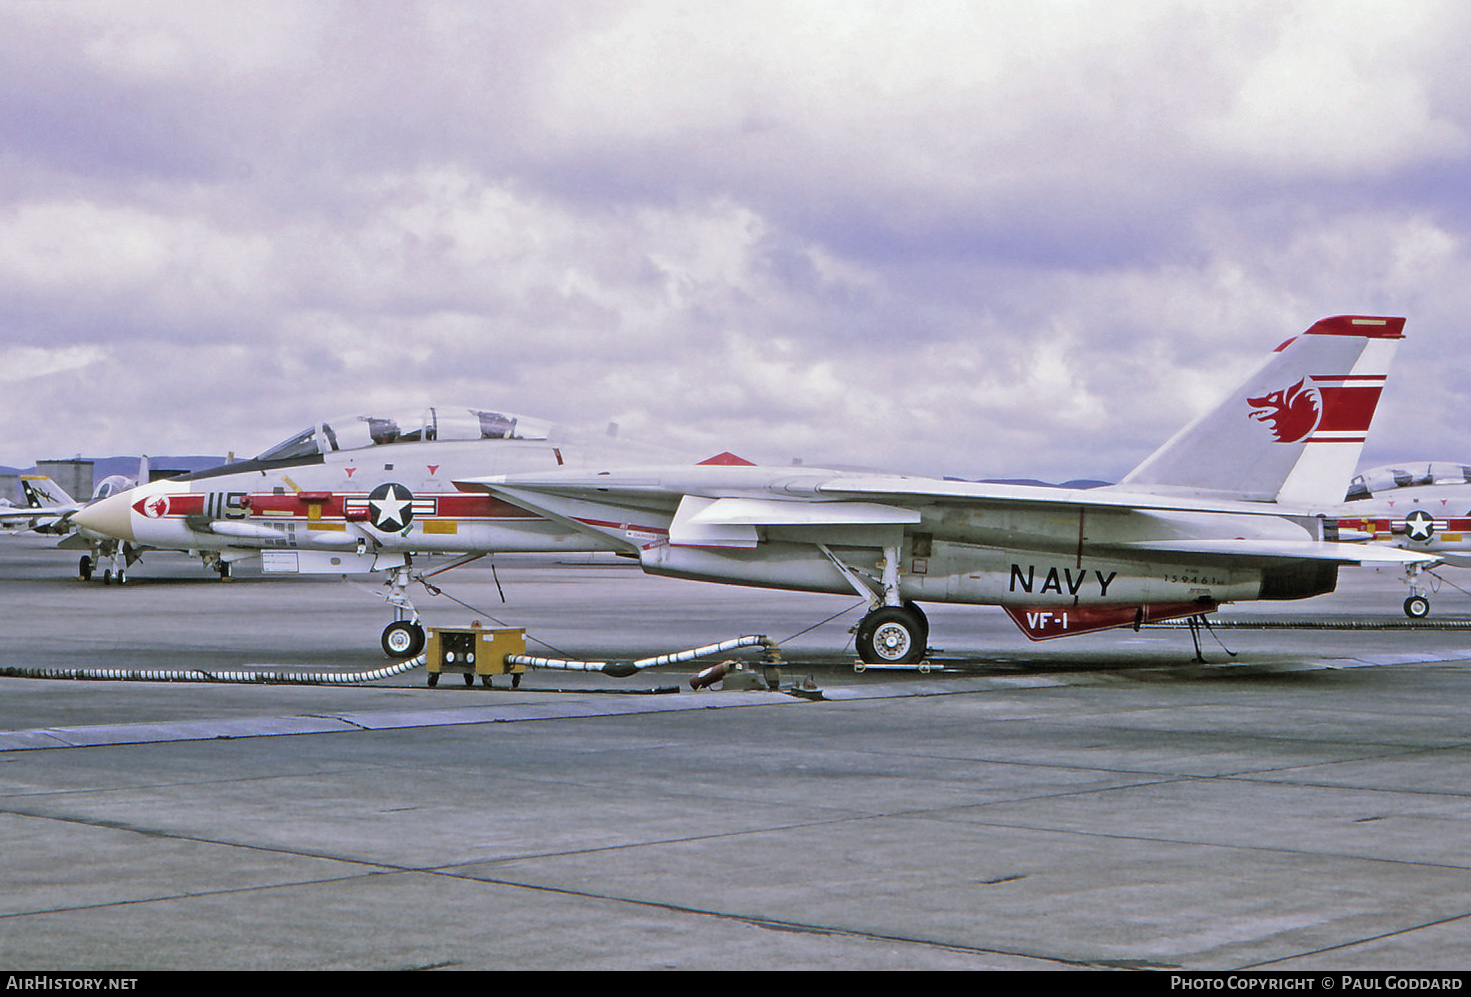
[382,620,426,659]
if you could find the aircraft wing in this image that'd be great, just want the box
[807,475,1317,517]
[0,506,73,533]
[0,508,52,531]
[458,464,1420,567]
[459,467,1290,516]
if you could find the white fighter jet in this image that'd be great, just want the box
[447,315,1438,664]
[3,469,145,582]
[71,408,679,655]
[1,475,85,534]
[1334,461,1471,618]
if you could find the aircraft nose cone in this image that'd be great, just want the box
[72,489,137,542]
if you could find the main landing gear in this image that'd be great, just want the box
[78,549,128,584]
[854,603,929,665]
[819,541,933,666]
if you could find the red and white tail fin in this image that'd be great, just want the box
[1117,315,1404,506]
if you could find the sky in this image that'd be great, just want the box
[1,0,1468,483]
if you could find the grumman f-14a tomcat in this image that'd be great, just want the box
[1334,460,1471,619]
[71,408,687,656]
[447,315,1437,664]
[75,316,1438,665]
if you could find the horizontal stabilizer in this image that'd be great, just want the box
[1110,538,1441,566]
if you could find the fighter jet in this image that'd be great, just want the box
[1,475,84,534]
[450,315,1438,664]
[1334,460,1471,617]
[3,470,145,582]
[72,407,677,655]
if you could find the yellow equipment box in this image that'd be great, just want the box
[424,624,527,688]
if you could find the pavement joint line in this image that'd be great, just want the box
[0,805,1105,967]
[0,689,812,752]
[1238,906,1471,970]
[0,675,1102,753]
[911,813,1471,874]
[420,865,1099,969]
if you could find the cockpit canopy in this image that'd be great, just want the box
[1346,461,1471,501]
[256,407,552,462]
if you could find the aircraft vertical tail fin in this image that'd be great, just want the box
[20,475,75,509]
[1117,315,1404,506]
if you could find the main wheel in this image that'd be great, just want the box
[382,620,426,659]
[78,556,92,581]
[903,600,929,645]
[855,606,926,665]
[1404,595,1431,619]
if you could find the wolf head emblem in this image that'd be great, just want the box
[1247,378,1321,444]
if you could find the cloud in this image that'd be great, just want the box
[0,1,1469,485]
[0,344,109,383]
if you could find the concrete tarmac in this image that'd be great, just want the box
[2,535,1470,970]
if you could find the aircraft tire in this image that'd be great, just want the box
[382,621,426,660]
[78,556,92,581]
[1404,595,1431,619]
[903,600,929,644]
[856,606,926,665]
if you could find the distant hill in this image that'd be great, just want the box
[0,456,227,479]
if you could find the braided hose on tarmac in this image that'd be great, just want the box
[0,657,426,685]
[508,635,776,678]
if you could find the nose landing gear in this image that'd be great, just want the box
[1403,563,1432,619]
[379,562,426,660]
